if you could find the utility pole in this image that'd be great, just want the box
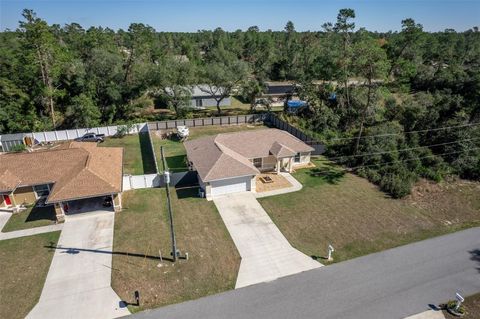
[161,146,177,262]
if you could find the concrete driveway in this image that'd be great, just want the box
[213,192,321,288]
[27,210,129,319]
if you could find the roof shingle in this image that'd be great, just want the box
[184,128,313,182]
[0,142,123,202]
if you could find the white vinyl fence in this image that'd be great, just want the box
[123,174,161,190]
[0,123,149,144]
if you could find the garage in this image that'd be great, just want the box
[210,176,251,197]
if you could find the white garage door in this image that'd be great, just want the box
[210,176,250,196]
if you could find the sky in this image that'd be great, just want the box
[0,0,479,32]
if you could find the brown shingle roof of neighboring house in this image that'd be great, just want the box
[0,142,123,203]
[184,128,314,182]
[0,169,22,193]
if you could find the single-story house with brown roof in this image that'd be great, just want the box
[0,141,123,221]
[184,128,313,199]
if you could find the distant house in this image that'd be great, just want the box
[189,85,231,109]
[184,128,313,200]
[0,141,123,221]
[163,85,231,110]
[257,82,299,107]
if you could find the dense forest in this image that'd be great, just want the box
[1,9,479,197]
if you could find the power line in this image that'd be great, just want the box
[327,137,480,161]
[346,147,480,171]
[325,122,480,143]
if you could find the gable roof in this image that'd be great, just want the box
[184,128,314,182]
[0,142,123,203]
[184,136,259,182]
[269,141,297,158]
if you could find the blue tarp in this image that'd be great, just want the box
[287,100,307,108]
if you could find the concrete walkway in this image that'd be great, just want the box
[254,173,302,198]
[404,310,446,319]
[27,210,129,319]
[213,192,321,288]
[0,211,63,241]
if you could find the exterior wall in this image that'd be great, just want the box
[249,176,256,192]
[293,152,311,167]
[261,155,277,171]
[13,186,37,205]
[113,193,122,212]
[0,194,6,207]
[205,183,212,201]
[54,202,65,223]
[189,97,231,108]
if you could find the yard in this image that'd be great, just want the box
[0,231,60,319]
[150,123,267,172]
[111,187,240,312]
[101,133,156,175]
[1,205,56,232]
[258,157,480,263]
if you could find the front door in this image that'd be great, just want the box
[4,195,12,206]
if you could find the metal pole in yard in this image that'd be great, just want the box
[161,146,177,262]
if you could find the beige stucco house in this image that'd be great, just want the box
[184,128,313,200]
[0,141,123,221]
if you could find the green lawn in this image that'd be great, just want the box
[151,123,267,172]
[258,157,480,263]
[111,188,240,312]
[101,133,156,175]
[0,231,60,319]
[2,205,56,232]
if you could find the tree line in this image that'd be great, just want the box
[1,8,479,197]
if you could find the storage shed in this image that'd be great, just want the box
[0,133,27,152]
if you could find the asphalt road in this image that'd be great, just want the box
[131,227,480,319]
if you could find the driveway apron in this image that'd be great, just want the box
[27,210,130,319]
[213,192,321,288]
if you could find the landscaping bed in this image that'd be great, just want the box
[258,157,480,263]
[111,188,240,312]
[0,231,60,319]
[101,133,156,175]
[443,293,480,318]
[2,205,56,232]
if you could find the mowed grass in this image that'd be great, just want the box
[101,133,156,175]
[111,188,240,312]
[258,158,480,263]
[151,123,267,172]
[0,231,60,319]
[2,205,56,232]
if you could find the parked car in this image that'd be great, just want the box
[74,133,105,142]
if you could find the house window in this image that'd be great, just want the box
[294,153,301,163]
[33,184,50,198]
[195,99,203,108]
[253,158,262,168]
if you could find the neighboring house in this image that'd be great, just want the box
[257,82,298,107]
[162,85,231,110]
[0,141,123,221]
[189,85,231,109]
[0,133,28,152]
[184,128,313,200]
